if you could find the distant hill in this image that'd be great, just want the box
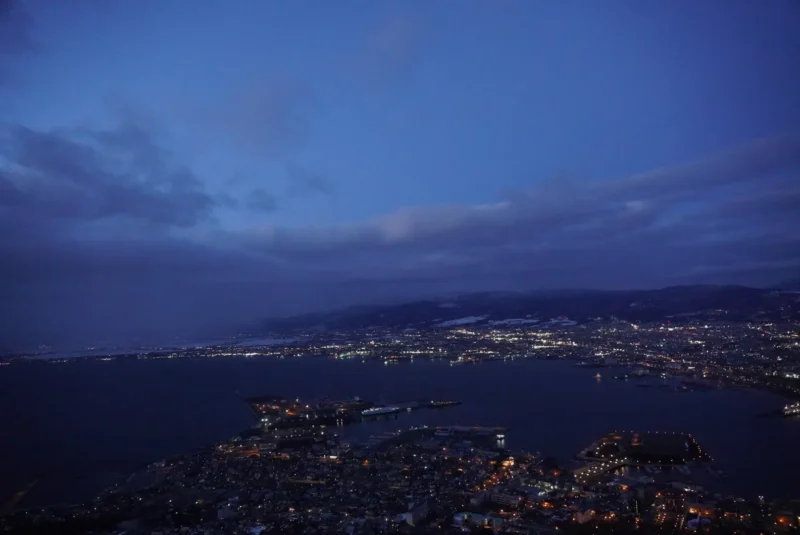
[263,285,800,333]
[775,277,800,290]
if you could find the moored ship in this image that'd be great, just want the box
[783,402,800,417]
[361,406,402,417]
[428,400,462,408]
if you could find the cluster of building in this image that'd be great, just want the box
[13,315,800,403]
[4,423,800,535]
[274,318,800,400]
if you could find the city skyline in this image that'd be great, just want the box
[1,0,799,347]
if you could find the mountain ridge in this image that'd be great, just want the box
[262,284,799,333]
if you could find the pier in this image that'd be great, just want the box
[242,395,463,433]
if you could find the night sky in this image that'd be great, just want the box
[1,0,799,349]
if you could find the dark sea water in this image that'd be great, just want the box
[1,358,799,508]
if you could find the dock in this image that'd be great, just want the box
[242,395,464,434]
[573,430,714,482]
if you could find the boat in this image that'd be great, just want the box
[783,402,800,417]
[361,406,401,417]
[428,400,463,408]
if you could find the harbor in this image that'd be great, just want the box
[3,358,799,510]
[577,430,712,466]
[244,395,463,434]
[574,430,715,485]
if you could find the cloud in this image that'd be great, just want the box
[0,0,37,86]
[0,122,216,227]
[1,131,799,350]
[597,134,800,202]
[709,182,800,221]
[177,79,335,205]
[285,163,336,198]
[344,135,800,248]
[188,78,316,158]
[236,133,800,286]
[246,187,279,212]
[0,0,35,52]
[358,12,430,87]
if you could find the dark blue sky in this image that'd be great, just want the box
[1,0,799,348]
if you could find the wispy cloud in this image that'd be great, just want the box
[246,187,279,213]
[186,77,316,158]
[237,133,800,285]
[285,163,337,198]
[0,0,37,87]
[357,11,430,88]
